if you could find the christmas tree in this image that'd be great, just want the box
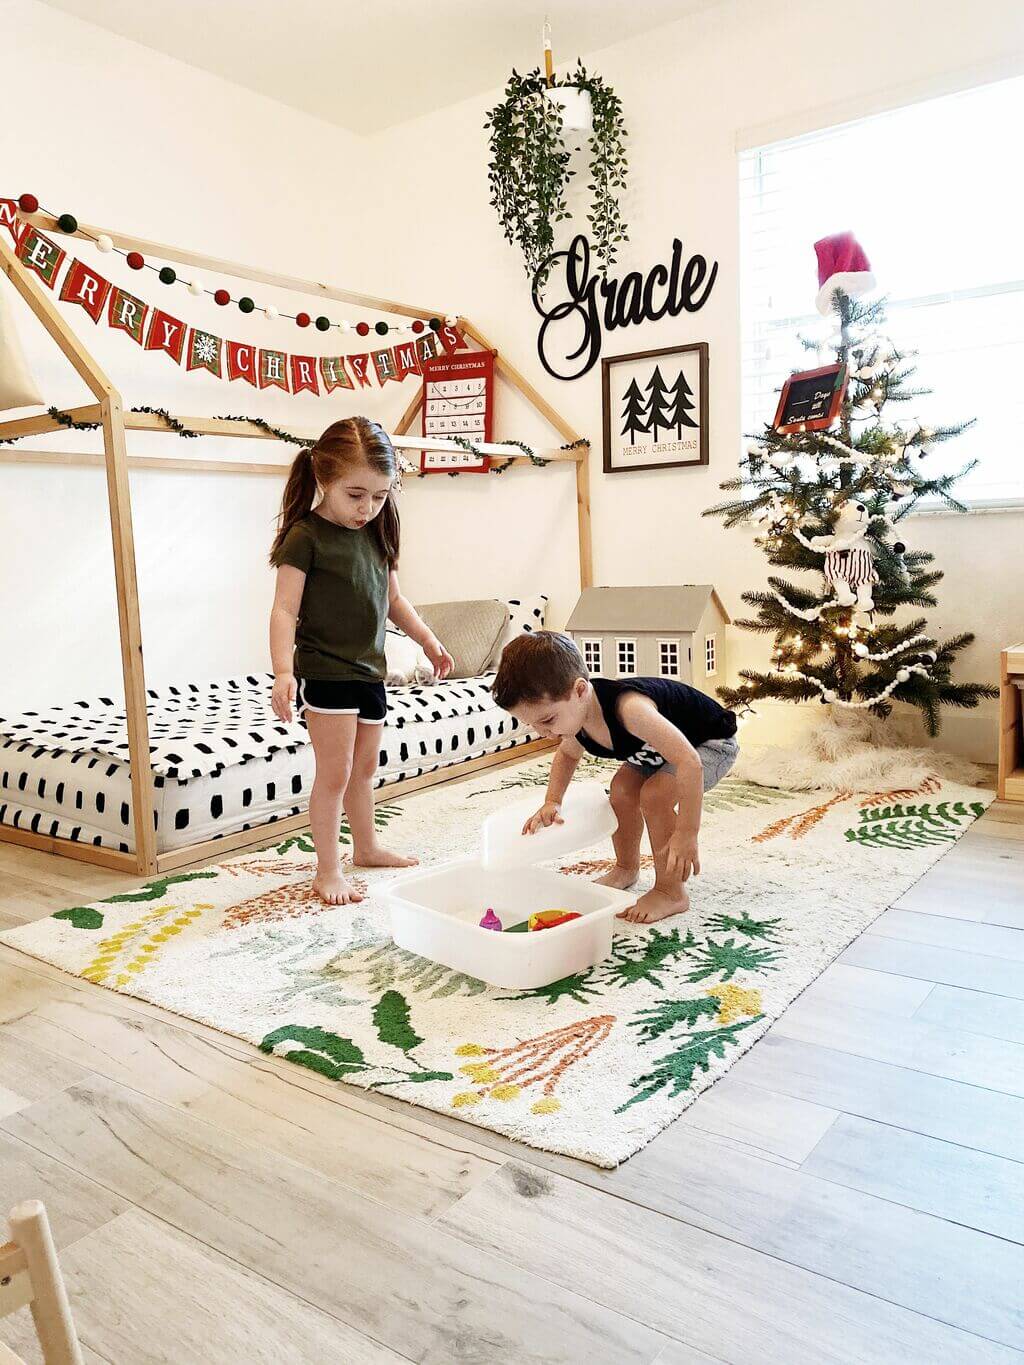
[666,368,699,437]
[620,377,649,445]
[645,365,673,441]
[705,233,997,736]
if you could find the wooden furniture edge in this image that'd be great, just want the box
[0,823,139,872]
[998,644,1024,802]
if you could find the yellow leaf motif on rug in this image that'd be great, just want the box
[708,982,762,1025]
[82,904,207,987]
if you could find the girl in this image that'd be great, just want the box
[269,417,454,905]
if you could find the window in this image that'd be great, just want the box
[659,639,680,677]
[616,639,637,676]
[740,75,1024,506]
[705,635,717,675]
[581,639,603,674]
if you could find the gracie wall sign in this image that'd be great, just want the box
[533,233,718,381]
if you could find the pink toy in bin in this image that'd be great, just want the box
[479,908,503,931]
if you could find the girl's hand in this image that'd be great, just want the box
[424,637,455,680]
[523,802,564,835]
[272,672,297,723]
[665,829,700,882]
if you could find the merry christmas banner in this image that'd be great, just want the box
[2,203,465,394]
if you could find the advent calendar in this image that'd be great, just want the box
[420,351,495,472]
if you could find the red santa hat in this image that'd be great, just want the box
[814,232,875,315]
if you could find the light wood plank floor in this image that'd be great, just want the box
[1,785,1022,1364]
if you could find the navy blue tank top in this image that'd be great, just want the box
[576,676,737,761]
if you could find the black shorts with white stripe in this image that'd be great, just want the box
[295,678,387,724]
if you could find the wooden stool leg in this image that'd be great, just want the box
[7,1203,83,1365]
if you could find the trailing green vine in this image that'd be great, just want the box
[485,60,628,287]
[3,406,589,479]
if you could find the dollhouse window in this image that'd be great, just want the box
[705,635,717,675]
[617,640,637,676]
[582,639,603,674]
[659,640,680,677]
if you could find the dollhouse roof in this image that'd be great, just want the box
[566,586,730,633]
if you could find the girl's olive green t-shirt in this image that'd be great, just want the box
[277,512,389,681]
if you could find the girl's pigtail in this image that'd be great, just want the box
[269,447,317,566]
[373,493,401,569]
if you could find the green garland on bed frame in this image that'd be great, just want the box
[2,408,589,476]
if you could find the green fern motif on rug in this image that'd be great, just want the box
[259,989,452,1088]
[845,800,986,850]
[508,916,785,1006]
[53,870,220,930]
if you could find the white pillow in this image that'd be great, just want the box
[384,629,435,686]
[504,594,549,638]
[0,279,44,413]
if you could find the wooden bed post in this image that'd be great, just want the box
[0,237,157,874]
[101,397,158,873]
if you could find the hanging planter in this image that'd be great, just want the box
[485,59,628,289]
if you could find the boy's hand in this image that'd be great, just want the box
[272,672,297,723]
[666,829,700,881]
[522,802,564,835]
[424,637,455,680]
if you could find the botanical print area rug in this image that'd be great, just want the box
[0,756,990,1167]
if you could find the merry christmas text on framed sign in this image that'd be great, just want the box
[601,342,709,474]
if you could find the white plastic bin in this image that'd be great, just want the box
[381,785,634,990]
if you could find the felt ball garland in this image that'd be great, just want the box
[12,193,460,344]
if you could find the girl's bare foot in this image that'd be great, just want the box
[596,864,640,890]
[619,885,690,924]
[350,845,419,869]
[312,870,364,905]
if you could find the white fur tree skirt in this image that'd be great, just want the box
[1,752,990,1166]
[734,707,985,793]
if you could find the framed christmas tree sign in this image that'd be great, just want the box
[601,342,708,473]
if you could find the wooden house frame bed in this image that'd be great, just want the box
[0,212,592,876]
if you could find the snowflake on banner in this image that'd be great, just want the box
[194,333,218,364]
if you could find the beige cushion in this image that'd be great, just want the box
[415,599,510,678]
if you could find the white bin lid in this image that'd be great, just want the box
[480,783,618,869]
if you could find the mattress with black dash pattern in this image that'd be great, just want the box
[0,673,536,855]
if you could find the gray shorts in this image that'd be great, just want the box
[626,735,739,791]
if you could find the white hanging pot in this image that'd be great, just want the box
[544,84,593,149]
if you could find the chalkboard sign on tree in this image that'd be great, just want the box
[772,362,848,434]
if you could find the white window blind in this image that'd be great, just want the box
[740,76,1024,507]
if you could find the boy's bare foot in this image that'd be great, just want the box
[596,864,640,890]
[350,845,419,869]
[312,870,364,905]
[619,885,690,924]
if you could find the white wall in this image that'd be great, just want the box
[0,0,381,708]
[352,0,1024,759]
[3,0,1023,761]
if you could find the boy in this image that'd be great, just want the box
[491,631,739,923]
